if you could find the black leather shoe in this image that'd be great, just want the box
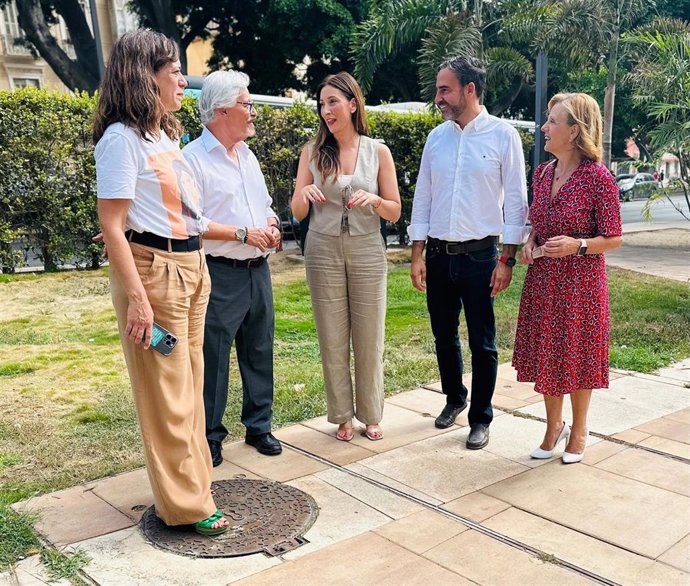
[466,423,490,450]
[245,432,282,456]
[435,402,468,429]
[209,440,223,467]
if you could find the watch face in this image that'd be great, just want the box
[236,227,246,242]
[506,257,517,267]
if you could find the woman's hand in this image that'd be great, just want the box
[125,296,154,349]
[543,235,580,257]
[300,184,326,205]
[347,189,382,210]
[520,241,536,265]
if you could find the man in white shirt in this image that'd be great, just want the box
[408,56,528,450]
[183,70,283,464]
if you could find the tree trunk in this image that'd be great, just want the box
[602,50,618,169]
[15,0,99,93]
[135,0,188,72]
[489,79,522,117]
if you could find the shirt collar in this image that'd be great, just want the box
[453,106,489,134]
[200,127,250,157]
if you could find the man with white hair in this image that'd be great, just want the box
[183,70,283,465]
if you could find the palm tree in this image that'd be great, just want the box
[624,18,690,220]
[351,0,534,114]
[504,0,652,168]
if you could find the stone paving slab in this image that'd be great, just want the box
[424,528,591,585]
[667,406,690,424]
[595,447,690,496]
[516,374,690,436]
[657,358,690,383]
[71,526,280,586]
[638,435,690,459]
[481,412,600,468]
[282,475,392,561]
[634,415,690,444]
[0,572,11,586]
[232,532,469,585]
[484,507,689,585]
[88,467,154,523]
[659,534,690,573]
[374,509,468,554]
[441,491,511,522]
[357,430,529,503]
[274,424,375,465]
[300,402,464,454]
[315,468,424,519]
[10,555,71,586]
[220,437,328,482]
[343,462,443,506]
[482,459,690,558]
[14,485,134,547]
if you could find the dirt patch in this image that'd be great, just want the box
[622,228,690,249]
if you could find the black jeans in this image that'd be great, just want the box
[425,241,498,425]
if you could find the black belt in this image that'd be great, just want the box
[206,254,267,268]
[427,235,498,255]
[126,230,201,252]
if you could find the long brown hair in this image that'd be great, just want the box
[312,72,368,182]
[93,30,182,143]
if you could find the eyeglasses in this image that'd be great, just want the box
[236,101,256,112]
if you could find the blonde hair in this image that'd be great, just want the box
[548,93,603,162]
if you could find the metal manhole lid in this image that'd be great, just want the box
[140,478,319,558]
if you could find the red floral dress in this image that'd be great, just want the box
[512,159,622,396]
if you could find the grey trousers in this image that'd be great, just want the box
[203,257,275,443]
[305,230,387,425]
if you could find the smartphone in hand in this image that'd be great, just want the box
[149,322,178,356]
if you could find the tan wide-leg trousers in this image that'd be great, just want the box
[110,242,216,526]
[305,230,387,425]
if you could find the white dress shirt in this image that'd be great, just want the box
[183,127,278,260]
[407,107,529,245]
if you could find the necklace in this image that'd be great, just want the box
[555,160,582,182]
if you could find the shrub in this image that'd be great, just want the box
[0,90,535,272]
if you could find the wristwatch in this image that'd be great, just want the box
[235,226,248,244]
[499,256,516,267]
[577,239,588,256]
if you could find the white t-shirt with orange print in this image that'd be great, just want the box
[95,122,206,239]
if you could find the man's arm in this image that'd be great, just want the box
[490,128,529,297]
[409,140,433,292]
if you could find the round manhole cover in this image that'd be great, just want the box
[140,478,319,558]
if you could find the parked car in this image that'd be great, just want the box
[617,173,660,202]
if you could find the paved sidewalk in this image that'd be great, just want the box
[6,362,690,586]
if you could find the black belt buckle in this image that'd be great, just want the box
[245,256,265,268]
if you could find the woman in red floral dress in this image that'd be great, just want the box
[513,93,622,464]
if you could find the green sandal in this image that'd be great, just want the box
[194,510,228,536]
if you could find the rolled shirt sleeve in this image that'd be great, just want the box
[501,127,529,244]
[407,140,432,242]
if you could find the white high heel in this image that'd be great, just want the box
[531,422,570,459]
[562,429,588,464]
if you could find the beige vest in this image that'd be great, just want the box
[308,135,380,236]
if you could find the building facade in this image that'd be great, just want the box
[0,0,210,92]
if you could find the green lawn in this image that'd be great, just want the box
[1,259,689,569]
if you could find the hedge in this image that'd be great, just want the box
[0,88,534,272]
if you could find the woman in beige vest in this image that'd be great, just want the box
[292,72,401,441]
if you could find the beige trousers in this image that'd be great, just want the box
[110,242,216,526]
[305,230,387,425]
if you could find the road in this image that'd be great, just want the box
[620,193,688,225]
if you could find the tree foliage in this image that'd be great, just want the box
[351,0,534,114]
[624,18,690,219]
